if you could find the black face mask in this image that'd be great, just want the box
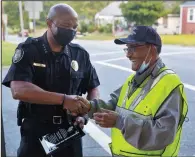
[52,27,76,46]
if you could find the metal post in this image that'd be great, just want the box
[1,114,7,157]
[18,1,24,41]
[33,2,36,37]
[2,3,5,41]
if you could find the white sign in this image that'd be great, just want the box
[24,1,43,12]
[29,22,34,30]
[3,14,8,25]
[28,12,40,20]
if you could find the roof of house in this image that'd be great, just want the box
[96,2,123,17]
[96,1,178,17]
[180,1,195,7]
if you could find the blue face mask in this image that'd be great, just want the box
[137,46,152,74]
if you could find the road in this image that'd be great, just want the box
[2,36,195,156]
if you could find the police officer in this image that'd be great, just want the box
[2,4,100,157]
[79,26,188,157]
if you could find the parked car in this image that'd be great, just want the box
[18,29,29,37]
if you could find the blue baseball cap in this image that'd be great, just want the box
[114,26,162,47]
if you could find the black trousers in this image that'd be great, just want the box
[17,118,83,157]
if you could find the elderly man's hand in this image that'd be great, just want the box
[63,95,89,116]
[93,108,119,128]
[76,96,91,111]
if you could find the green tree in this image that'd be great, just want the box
[120,1,168,26]
[169,1,184,14]
[3,1,29,30]
[3,1,111,31]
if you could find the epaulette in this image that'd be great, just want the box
[69,43,87,52]
[18,37,40,49]
[24,37,39,45]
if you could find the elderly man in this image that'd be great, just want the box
[2,4,99,157]
[79,26,188,157]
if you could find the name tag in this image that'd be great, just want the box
[33,63,46,67]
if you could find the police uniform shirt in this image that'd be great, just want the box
[2,32,100,113]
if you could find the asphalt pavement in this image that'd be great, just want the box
[2,36,195,156]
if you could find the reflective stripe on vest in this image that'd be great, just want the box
[110,68,188,157]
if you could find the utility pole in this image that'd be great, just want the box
[2,3,5,41]
[18,1,24,41]
[1,114,7,157]
[33,2,36,37]
[2,3,7,156]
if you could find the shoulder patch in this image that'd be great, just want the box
[13,49,24,63]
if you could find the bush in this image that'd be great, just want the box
[79,22,97,33]
[88,24,97,33]
[98,24,112,33]
[104,24,112,33]
[79,22,88,34]
[98,26,105,33]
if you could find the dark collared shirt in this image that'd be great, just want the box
[2,32,100,117]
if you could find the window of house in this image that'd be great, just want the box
[187,8,195,23]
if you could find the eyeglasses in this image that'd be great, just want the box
[123,44,145,54]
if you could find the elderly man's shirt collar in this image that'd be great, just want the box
[133,58,165,87]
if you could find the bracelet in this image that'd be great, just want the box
[61,94,66,106]
[88,101,92,112]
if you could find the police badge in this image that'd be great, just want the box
[71,60,79,71]
[39,124,85,156]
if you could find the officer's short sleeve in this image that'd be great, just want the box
[85,54,100,90]
[2,43,34,88]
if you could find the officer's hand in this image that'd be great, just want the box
[63,95,89,116]
[74,117,85,129]
[77,96,91,111]
[93,108,118,128]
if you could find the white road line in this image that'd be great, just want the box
[99,57,126,63]
[162,51,195,56]
[183,83,195,91]
[95,61,195,92]
[84,120,112,155]
[95,51,195,63]
[90,51,122,56]
[95,61,133,72]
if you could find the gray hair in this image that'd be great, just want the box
[156,45,161,54]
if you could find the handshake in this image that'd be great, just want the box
[62,95,91,116]
[62,95,119,128]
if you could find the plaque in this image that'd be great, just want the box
[39,124,85,156]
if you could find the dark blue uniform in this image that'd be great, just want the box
[2,32,100,157]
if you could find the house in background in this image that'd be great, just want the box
[155,14,180,35]
[95,2,125,26]
[95,1,180,35]
[95,2,130,36]
[180,1,195,34]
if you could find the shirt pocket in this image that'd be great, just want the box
[33,66,47,88]
[70,71,87,95]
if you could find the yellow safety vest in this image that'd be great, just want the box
[110,68,188,157]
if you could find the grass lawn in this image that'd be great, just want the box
[2,41,17,66]
[161,34,195,46]
[77,33,195,46]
